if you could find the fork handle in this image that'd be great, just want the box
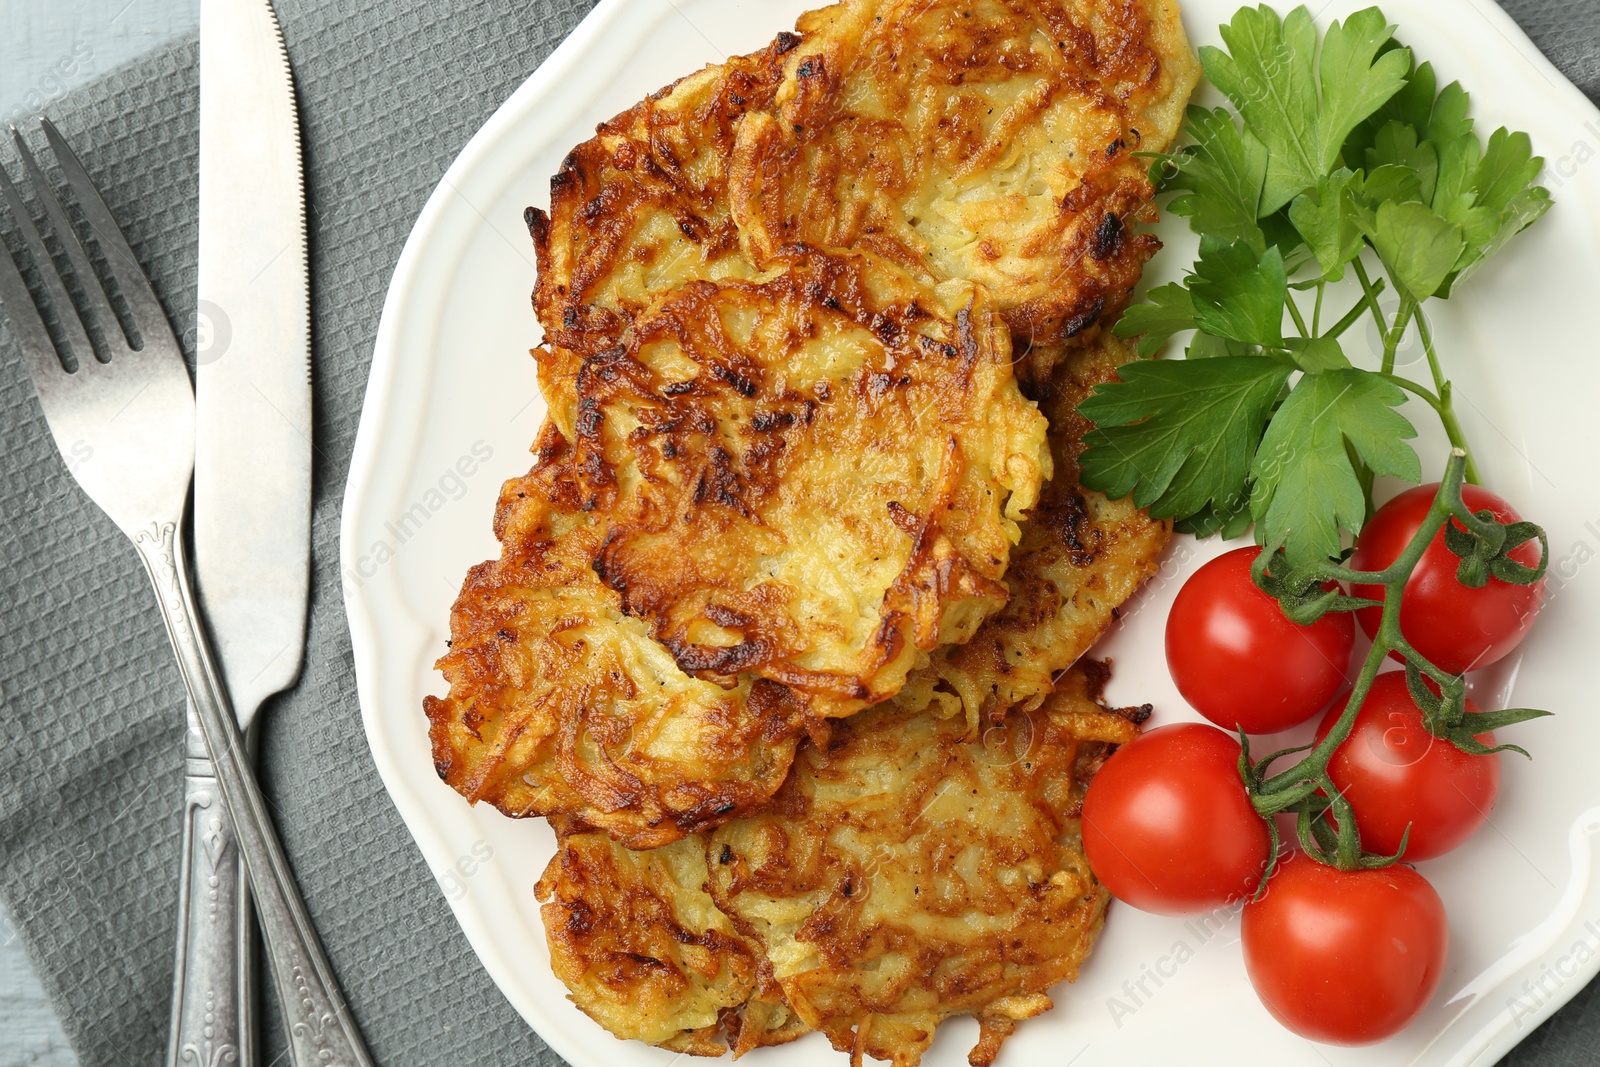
[167,703,254,1067]
[133,519,375,1067]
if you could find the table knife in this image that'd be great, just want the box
[166,1,347,1065]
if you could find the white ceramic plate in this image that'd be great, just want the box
[342,1,1600,1063]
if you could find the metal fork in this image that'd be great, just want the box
[0,119,374,1067]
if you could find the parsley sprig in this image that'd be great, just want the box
[1079,5,1552,568]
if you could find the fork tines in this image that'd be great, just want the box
[0,119,177,381]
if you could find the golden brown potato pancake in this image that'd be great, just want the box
[730,0,1200,348]
[454,0,1199,1050]
[536,817,809,1055]
[526,35,785,432]
[894,331,1172,729]
[528,0,1200,422]
[536,661,1148,1064]
[426,249,1049,847]
[708,664,1146,1067]
[425,426,805,848]
[565,249,1049,701]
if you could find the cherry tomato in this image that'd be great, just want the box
[1166,546,1355,734]
[1315,672,1499,861]
[1242,851,1448,1045]
[1082,723,1271,916]
[1351,483,1544,675]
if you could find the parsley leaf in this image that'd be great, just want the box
[1203,6,1410,213]
[1190,237,1288,345]
[1289,169,1365,280]
[1432,131,1483,215]
[1368,121,1439,201]
[1250,370,1420,566]
[1079,358,1291,523]
[1081,4,1552,566]
[1453,185,1552,290]
[1186,332,1254,360]
[1114,283,1195,358]
[1439,128,1553,292]
[1317,9,1417,169]
[1367,200,1466,301]
[1475,127,1545,212]
[1362,162,1426,204]
[1164,106,1269,251]
[1283,336,1351,372]
[1178,494,1256,540]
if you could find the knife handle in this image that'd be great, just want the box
[135,523,376,1067]
[167,703,255,1067]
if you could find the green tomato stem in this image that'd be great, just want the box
[1329,787,1362,870]
[1254,454,1472,810]
[1244,450,1545,869]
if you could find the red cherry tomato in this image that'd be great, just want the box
[1082,723,1271,916]
[1242,851,1448,1045]
[1315,672,1499,861]
[1166,546,1355,734]
[1351,483,1544,675]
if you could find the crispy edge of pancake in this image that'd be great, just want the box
[725,0,1200,353]
[705,662,1149,1067]
[1127,0,1201,151]
[894,331,1173,732]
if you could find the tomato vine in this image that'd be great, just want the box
[1239,450,1550,874]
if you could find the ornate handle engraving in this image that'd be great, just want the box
[167,704,252,1067]
[136,525,374,1067]
[135,522,191,638]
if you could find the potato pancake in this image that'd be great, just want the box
[730,0,1200,349]
[527,35,788,433]
[568,249,1049,698]
[536,817,809,1055]
[426,249,1049,846]
[707,664,1146,1067]
[425,426,805,848]
[528,0,1199,423]
[535,662,1148,1064]
[894,332,1171,730]
[444,0,1200,1053]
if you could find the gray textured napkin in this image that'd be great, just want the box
[0,1,1595,1065]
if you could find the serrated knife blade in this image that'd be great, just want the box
[193,0,311,705]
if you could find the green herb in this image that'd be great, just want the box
[1080,4,1552,568]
